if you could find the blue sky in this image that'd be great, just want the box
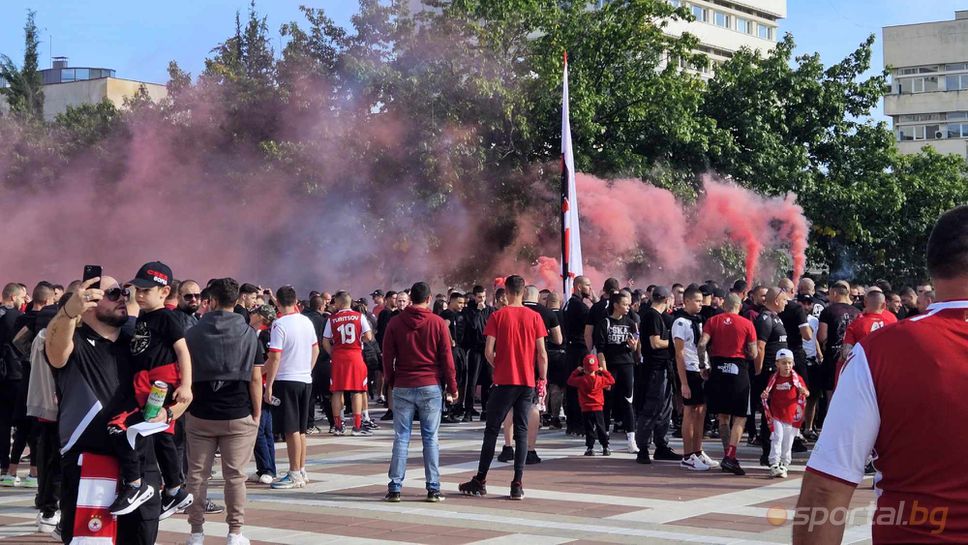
[2,1,966,121]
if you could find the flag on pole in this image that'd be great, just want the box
[561,52,583,296]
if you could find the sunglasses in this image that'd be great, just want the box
[182,293,202,300]
[105,288,130,302]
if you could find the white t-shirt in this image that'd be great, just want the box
[803,315,820,359]
[268,313,318,383]
[671,316,702,372]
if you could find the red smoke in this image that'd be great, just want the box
[535,173,810,288]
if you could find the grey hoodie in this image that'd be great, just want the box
[186,310,260,383]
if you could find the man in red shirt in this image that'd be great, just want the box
[839,288,896,365]
[322,292,373,436]
[795,205,968,544]
[381,282,457,503]
[698,294,758,475]
[459,275,548,501]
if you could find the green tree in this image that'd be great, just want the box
[0,10,44,122]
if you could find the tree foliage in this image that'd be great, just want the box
[1,1,965,283]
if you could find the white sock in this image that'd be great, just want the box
[363,410,370,421]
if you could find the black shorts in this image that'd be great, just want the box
[682,370,705,406]
[275,380,312,435]
[804,357,824,396]
[547,350,569,387]
[705,358,750,417]
[820,352,838,392]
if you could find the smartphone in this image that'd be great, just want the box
[83,265,102,289]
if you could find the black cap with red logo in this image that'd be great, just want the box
[131,261,172,288]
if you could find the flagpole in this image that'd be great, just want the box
[561,54,569,296]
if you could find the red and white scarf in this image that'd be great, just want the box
[71,453,119,545]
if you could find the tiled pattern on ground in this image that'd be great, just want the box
[0,409,874,545]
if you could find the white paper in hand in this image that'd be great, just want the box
[126,421,170,449]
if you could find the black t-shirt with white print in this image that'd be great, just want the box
[131,308,183,372]
[593,314,637,367]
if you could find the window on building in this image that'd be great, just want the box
[946,63,968,72]
[669,0,682,6]
[947,123,968,138]
[909,76,939,93]
[948,111,968,120]
[908,125,942,140]
[692,5,708,22]
[898,127,913,141]
[946,74,968,91]
[758,24,773,40]
[901,113,943,122]
[714,11,730,28]
[736,17,753,34]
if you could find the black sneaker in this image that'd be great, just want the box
[497,445,514,463]
[584,448,595,456]
[426,490,445,503]
[748,435,761,446]
[458,477,487,496]
[636,451,652,464]
[109,482,155,516]
[720,457,746,476]
[159,488,193,520]
[509,481,524,501]
[602,448,612,457]
[204,499,224,514]
[442,414,460,424]
[380,410,394,421]
[363,419,380,430]
[525,450,541,465]
[479,411,487,422]
[792,437,809,453]
[759,454,770,467]
[384,490,401,502]
[653,447,682,461]
[461,413,473,423]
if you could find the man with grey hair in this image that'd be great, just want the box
[698,294,758,475]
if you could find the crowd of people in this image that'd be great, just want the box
[0,206,964,545]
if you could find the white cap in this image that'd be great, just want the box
[776,348,794,361]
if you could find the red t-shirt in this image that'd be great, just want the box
[767,374,801,424]
[704,312,756,359]
[806,300,968,543]
[483,305,548,387]
[844,311,895,346]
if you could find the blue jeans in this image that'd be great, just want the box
[388,385,443,492]
[254,407,276,477]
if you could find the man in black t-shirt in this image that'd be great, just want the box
[583,277,620,353]
[184,278,262,543]
[440,292,467,422]
[817,281,860,398]
[460,286,493,422]
[753,287,789,464]
[302,296,328,434]
[633,286,681,464]
[46,274,165,544]
[0,282,26,476]
[561,276,593,435]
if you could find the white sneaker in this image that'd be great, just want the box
[680,454,710,471]
[779,465,788,478]
[37,511,60,533]
[698,451,719,468]
[0,474,20,487]
[769,464,784,478]
[258,473,273,484]
[226,533,250,545]
[626,433,639,454]
[300,468,310,484]
[186,532,205,545]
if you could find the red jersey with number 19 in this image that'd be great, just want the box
[324,309,372,391]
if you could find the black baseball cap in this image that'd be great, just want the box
[699,284,712,296]
[712,287,726,299]
[370,289,384,297]
[131,261,172,288]
[796,293,814,304]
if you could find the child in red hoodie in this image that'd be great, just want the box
[760,348,809,478]
[567,354,615,456]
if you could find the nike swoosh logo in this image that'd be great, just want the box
[624,396,633,404]
[87,339,96,347]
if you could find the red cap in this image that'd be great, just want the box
[582,354,599,372]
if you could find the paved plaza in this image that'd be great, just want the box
[0,410,875,545]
